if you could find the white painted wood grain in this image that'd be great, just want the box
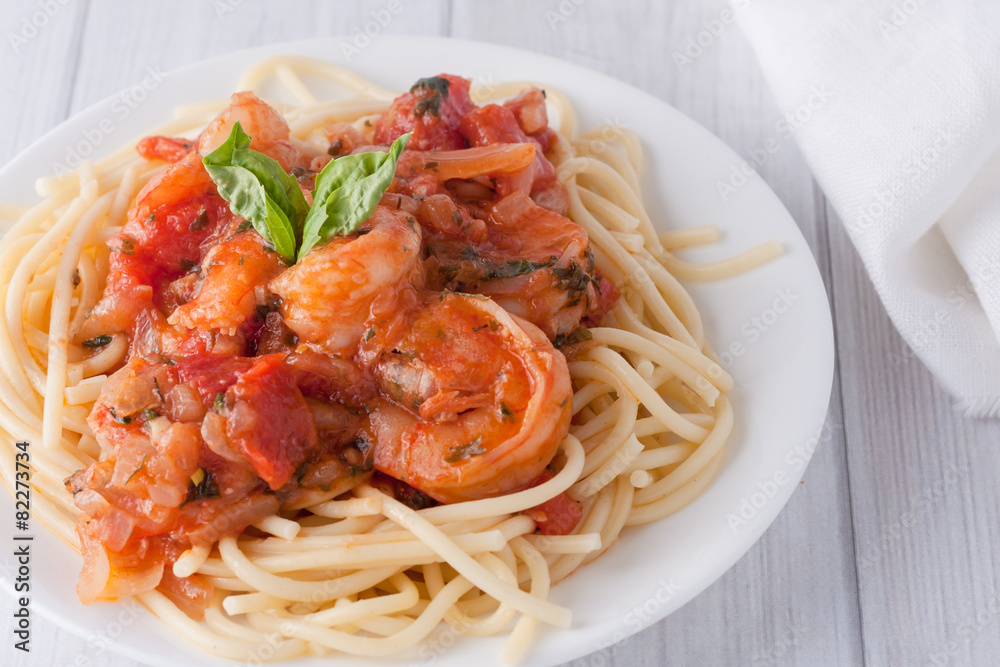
[2,1,996,667]
[828,202,1000,667]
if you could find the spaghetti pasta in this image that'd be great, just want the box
[0,56,779,663]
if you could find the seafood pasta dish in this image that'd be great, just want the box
[0,56,780,662]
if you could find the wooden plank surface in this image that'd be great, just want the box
[1,1,994,666]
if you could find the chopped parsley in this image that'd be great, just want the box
[108,408,132,425]
[117,237,136,255]
[189,206,209,231]
[410,76,450,118]
[446,435,486,463]
[438,264,460,282]
[472,319,500,333]
[482,257,556,281]
[82,334,113,348]
[553,327,594,349]
[124,454,147,484]
[183,469,220,505]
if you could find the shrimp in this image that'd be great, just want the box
[269,206,423,356]
[366,291,573,504]
[74,151,225,343]
[167,231,284,336]
[77,92,305,343]
[421,189,606,339]
[197,91,310,171]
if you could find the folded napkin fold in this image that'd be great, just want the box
[732,0,1000,415]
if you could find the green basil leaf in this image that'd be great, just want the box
[298,132,411,260]
[234,149,309,230]
[202,122,306,262]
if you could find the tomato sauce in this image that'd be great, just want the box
[68,76,615,612]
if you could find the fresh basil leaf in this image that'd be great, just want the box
[298,132,411,260]
[234,148,309,230]
[202,122,306,262]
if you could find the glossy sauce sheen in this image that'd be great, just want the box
[67,77,615,613]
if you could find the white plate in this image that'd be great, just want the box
[0,36,834,667]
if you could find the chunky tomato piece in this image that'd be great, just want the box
[524,471,583,536]
[100,193,234,327]
[137,136,195,163]
[503,88,549,135]
[458,103,527,146]
[285,348,377,407]
[76,152,237,342]
[225,355,317,490]
[584,272,620,327]
[375,74,475,151]
[531,127,558,155]
[459,103,556,194]
[175,354,254,403]
[126,196,231,285]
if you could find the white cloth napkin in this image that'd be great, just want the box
[731,0,1000,416]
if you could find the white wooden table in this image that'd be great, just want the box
[2,2,998,666]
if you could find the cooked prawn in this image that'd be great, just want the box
[269,205,423,356]
[197,91,310,171]
[366,291,572,504]
[76,92,306,343]
[421,189,606,338]
[167,231,283,336]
